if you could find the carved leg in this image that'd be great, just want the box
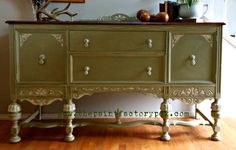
[8,102,21,143]
[160,99,171,141]
[211,99,222,141]
[63,100,76,142]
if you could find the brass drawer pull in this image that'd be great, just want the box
[190,54,197,66]
[147,66,152,76]
[38,54,46,65]
[84,38,90,48]
[147,39,153,48]
[84,66,90,75]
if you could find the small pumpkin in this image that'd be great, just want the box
[136,10,151,22]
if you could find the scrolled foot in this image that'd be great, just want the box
[64,125,75,142]
[161,132,171,141]
[211,133,222,141]
[10,136,21,143]
[64,134,75,142]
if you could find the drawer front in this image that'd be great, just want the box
[170,33,216,83]
[70,55,164,83]
[70,31,166,52]
[16,31,66,83]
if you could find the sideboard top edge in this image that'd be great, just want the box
[5,20,225,26]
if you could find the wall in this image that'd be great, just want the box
[48,0,159,20]
[207,0,236,35]
[226,0,236,35]
[0,0,34,116]
[221,39,236,117]
[0,0,196,119]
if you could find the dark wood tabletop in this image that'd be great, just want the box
[5,20,225,26]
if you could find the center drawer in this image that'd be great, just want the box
[70,55,164,83]
[70,31,166,52]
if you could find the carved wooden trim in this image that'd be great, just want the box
[171,34,184,48]
[19,33,32,47]
[18,87,64,97]
[71,86,163,100]
[19,98,63,106]
[173,98,212,104]
[63,103,76,112]
[171,87,214,97]
[51,34,64,47]
[17,87,64,105]
[8,103,21,113]
[201,34,213,48]
[169,87,215,104]
[98,13,138,22]
[172,34,213,48]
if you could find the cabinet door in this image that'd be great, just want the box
[16,31,66,83]
[170,33,216,83]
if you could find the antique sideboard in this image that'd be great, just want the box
[6,21,224,143]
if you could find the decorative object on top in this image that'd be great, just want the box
[177,0,204,19]
[98,13,138,22]
[136,10,151,22]
[177,0,199,7]
[156,1,169,22]
[159,1,179,22]
[155,12,169,22]
[137,1,169,22]
[31,0,78,21]
[52,0,85,3]
[136,9,169,22]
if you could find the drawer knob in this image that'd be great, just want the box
[38,54,46,65]
[84,38,90,48]
[84,66,90,75]
[147,66,152,76]
[190,54,197,66]
[147,39,153,48]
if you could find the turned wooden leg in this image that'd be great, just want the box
[211,99,222,141]
[8,102,22,143]
[160,99,171,141]
[63,100,76,142]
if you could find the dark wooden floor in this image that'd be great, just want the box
[1,118,236,150]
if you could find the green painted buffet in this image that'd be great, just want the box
[6,21,224,143]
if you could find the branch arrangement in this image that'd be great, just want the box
[33,0,78,21]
